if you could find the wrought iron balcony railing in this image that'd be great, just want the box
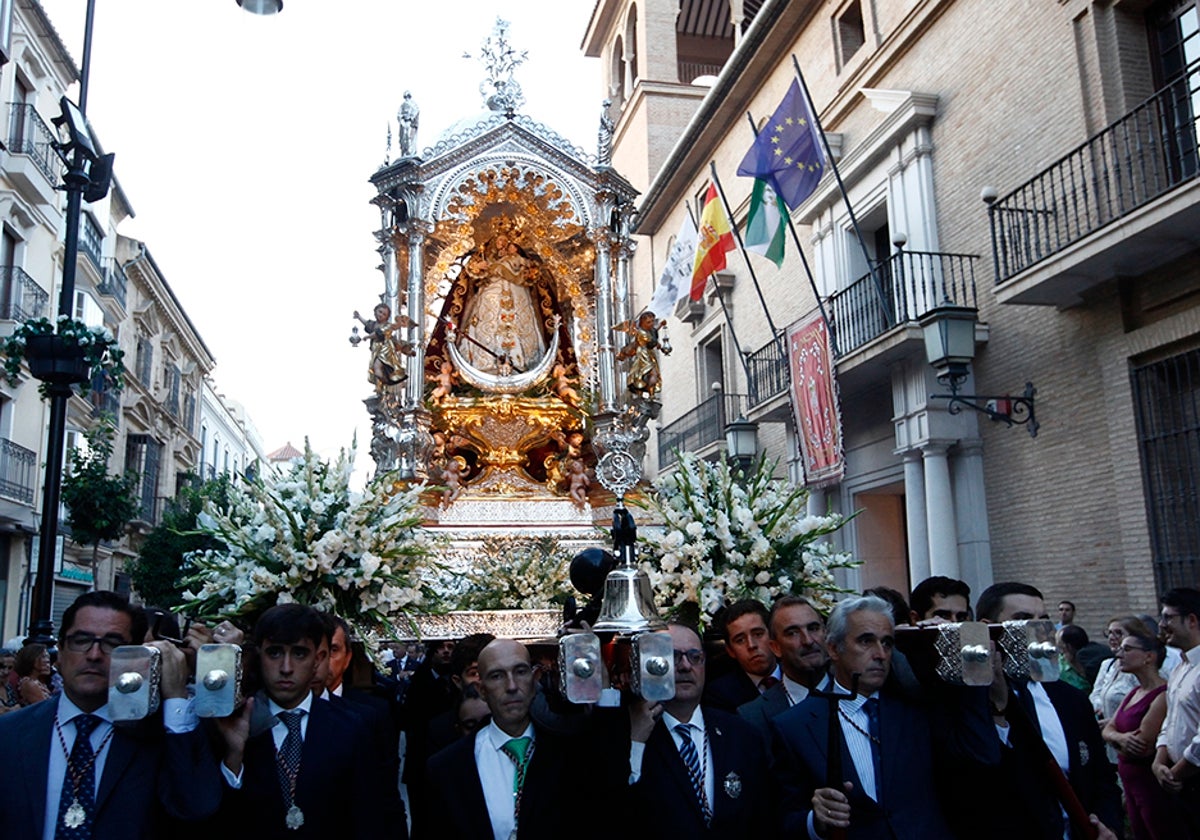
[828,249,978,359]
[0,266,50,321]
[98,258,128,309]
[990,62,1200,283]
[745,250,979,408]
[0,437,37,505]
[657,392,746,469]
[747,334,788,408]
[6,103,60,183]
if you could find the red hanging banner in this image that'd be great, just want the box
[787,314,844,487]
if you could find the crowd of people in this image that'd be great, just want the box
[0,580,1197,839]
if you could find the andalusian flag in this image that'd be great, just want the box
[744,178,787,267]
[691,183,735,301]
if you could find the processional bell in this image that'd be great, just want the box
[591,507,665,633]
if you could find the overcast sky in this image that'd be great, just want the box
[37,0,601,464]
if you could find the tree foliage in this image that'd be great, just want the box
[126,474,233,610]
[61,419,140,549]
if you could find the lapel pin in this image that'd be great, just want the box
[724,771,742,799]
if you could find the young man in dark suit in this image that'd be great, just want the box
[0,590,222,839]
[702,599,779,712]
[626,622,772,839]
[215,603,395,838]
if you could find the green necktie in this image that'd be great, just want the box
[501,736,533,792]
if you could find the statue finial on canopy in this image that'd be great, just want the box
[465,17,528,116]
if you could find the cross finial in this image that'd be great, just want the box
[464,17,528,115]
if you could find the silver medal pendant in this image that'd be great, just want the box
[286,804,305,830]
[64,799,87,829]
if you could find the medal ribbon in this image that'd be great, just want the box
[274,710,305,829]
[54,713,115,839]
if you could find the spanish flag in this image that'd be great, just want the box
[691,183,735,301]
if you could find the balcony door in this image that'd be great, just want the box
[1149,0,1200,180]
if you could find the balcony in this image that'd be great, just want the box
[6,103,60,203]
[0,438,37,505]
[657,392,746,469]
[0,266,50,321]
[97,259,128,310]
[746,250,979,409]
[79,213,104,272]
[990,63,1200,306]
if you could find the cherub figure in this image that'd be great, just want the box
[565,431,584,460]
[429,360,458,404]
[615,311,670,399]
[354,303,416,394]
[552,363,580,406]
[441,456,467,508]
[568,459,591,508]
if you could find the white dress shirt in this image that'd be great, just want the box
[44,693,196,840]
[474,719,535,840]
[1156,643,1200,767]
[781,674,811,707]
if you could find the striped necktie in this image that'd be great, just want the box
[674,723,712,825]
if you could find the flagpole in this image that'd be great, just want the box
[708,161,780,338]
[791,55,893,328]
[745,112,839,358]
[686,199,752,383]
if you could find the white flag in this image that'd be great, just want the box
[647,212,698,319]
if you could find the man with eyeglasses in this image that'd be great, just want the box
[626,622,772,838]
[1153,586,1200,836]
[0,589,223,838]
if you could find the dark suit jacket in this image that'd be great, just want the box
[772,685,998,839]
[0,697,222,839]
[627,707,772,839]
[702,669,761,712]
[217,695,394,839]
[738,681,793,750]
[978,679,1124,840]
[426,722,606,840]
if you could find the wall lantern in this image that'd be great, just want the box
[919,301,1039,437]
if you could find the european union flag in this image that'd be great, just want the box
[737,80,826,211]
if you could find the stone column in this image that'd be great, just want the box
[903,449,930,583]
[806,486,827,517]
[952,439,993,596]
[922,442,959,578]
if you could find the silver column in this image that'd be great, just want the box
[592,225,616,413]
[405,223,427,410]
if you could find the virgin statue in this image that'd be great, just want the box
[459,232,547,373]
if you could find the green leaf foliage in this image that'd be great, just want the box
[61,419,140,548]
[125,474,234,610]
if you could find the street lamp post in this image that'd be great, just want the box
[26,0,281,643]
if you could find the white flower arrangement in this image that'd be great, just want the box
[179,440,444,648]
[439,535,584,611]
[637,452,856,624]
